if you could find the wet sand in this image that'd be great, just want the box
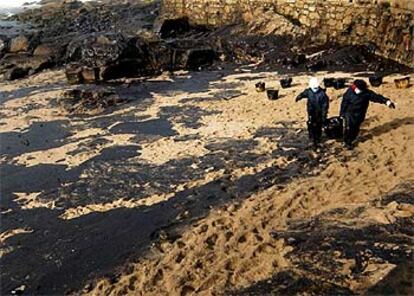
[0,67,413,295]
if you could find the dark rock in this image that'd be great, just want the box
[5,67,30,80]
[33,44,58,57]
[64,33,163,83]
[292,54,307,66]
[65,33,129,67]
[0,53,52,80]
[306,60,326,72]
[63,32,218,84]
[303,45,409,72]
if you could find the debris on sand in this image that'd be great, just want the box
[394,77,411,89]
[255,82,265,92]
[59,88,127,114]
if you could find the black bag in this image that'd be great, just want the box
[324,116,344,139]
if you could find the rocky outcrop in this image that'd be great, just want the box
[64,33,162,84]
[13,0,159,38]
[161,0,414,68]
[64,32,218,84]
[0,32,55,81]
[0,53,53,81]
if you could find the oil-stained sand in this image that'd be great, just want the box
[1,68,413,295]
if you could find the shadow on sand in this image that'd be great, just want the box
[1,67,412,294]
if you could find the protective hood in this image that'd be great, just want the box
[309,77,320,92]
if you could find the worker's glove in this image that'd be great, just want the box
[386,100,396,109]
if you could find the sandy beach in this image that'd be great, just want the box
[1,0,413,294]
[1,64,413,294]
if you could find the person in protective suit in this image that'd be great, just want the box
[296,77,329,149]
[340,79,396,150]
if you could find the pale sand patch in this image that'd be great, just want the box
[13,133,137,169]
[0,228,33,258]
[60,193,175,220]
[68,128,106,140]
[350,263,396,292]
[0,71,69,132]
[0,228,33,244]
[13,192,55,209]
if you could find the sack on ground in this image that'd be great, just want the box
[324,116,344,139]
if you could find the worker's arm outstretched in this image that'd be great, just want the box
[295,89,309,102]
[367,90,396,109]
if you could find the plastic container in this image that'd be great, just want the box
[267,89,279,100]
[394,77,410,89]
[323,78,335,88]
[334,78,346,90]
[255,82,266,92]
[280,77,293,89]
[369,76,383,87]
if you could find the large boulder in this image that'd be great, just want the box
[33,44,59,57]
[63,32,219,84]
[64,33,164,83]
[65,64,100,85]
[9,35,30,53]
[65,33,132,67]
[8,33,42,54]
